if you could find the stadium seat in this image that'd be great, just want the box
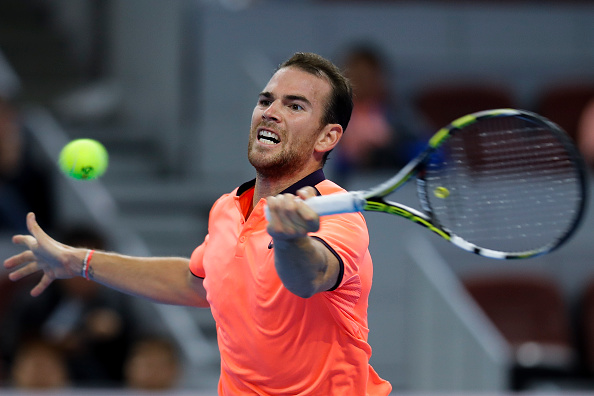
[415,83,516,130]
[463,273,576,390]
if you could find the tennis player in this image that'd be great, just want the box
[4,52,392,395]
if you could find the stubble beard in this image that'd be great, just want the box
[247,126,309,180]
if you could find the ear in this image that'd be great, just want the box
[314,124,343,154]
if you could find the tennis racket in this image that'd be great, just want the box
[301,108,588,259]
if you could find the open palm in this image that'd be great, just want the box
[3,212,82,296]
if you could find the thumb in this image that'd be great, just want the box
[26,212,50,244]
[11,213,45,251]
[296,186,318,200]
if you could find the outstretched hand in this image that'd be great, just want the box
[3,212,83,296]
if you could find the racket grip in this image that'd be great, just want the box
[304,192,366,216]
[264,192,365,220]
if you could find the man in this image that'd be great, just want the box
[4,52,392,395]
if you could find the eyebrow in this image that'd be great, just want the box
[259,92,312,107]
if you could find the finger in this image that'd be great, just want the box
[277,194,302,225]
[265,195,281,223]
[4,250,36,270]
[276,192,318,231]
[11,234,37,249]
[268,193,299,218]
[30,274,54,297]
[296,186,317,200]
[273,194,315,236]
[266,195,299,236]
[8,262,40,282]
[266,194,287,223]
[26,212,50,244]
[294,200,320,233]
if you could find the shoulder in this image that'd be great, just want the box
[315,179,367,227]
[210,187,239,211]
[315,179,347,195]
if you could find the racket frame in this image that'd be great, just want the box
[304,108,588,259]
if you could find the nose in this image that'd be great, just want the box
[262,100,281,122]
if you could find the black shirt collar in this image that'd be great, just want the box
[236,169,326,196]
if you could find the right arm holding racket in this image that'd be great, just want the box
[266,186,343,298]
[268,109,588,260]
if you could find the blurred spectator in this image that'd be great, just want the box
[0,98,55,233]
[0,99,57,377]
[1,225,140,387]
[577,97,594,168]
[0,347,4,386]
[333,44,415,183]
[10,338,70,389]
[0,50,20,101]
[124,336,181,390]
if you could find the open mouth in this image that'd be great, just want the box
[258,129,280,145]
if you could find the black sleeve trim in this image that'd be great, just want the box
[190,271,205,280]
[311,236,344,292]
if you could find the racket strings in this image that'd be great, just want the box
[461,129,574,176]
[424,119,583,253]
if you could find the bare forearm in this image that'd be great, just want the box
[83,250,208,307]
[273,236,338,298]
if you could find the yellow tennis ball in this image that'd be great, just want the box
[58,139,108,180]
[434,186,450,199]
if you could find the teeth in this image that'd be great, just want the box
[258,130,280,144]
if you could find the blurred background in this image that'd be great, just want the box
[1,0,594,394]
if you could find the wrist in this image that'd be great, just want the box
[271,235,310,247]
[81,249,95,280]
[64,248,86,278]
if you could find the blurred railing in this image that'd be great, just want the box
[403,233,510,391]
[23,106,218,376]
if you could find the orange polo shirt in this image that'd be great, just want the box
[189,170,391,395]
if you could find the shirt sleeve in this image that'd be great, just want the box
[188,193,229,279]
[189,234,209,278]
[309,211,370,288]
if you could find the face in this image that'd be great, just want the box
[248,66,332,178]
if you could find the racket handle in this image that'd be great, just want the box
[304,192,366,216]
[264,192,365,220]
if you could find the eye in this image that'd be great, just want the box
[289,103,304,111]
[259,99,272,107]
